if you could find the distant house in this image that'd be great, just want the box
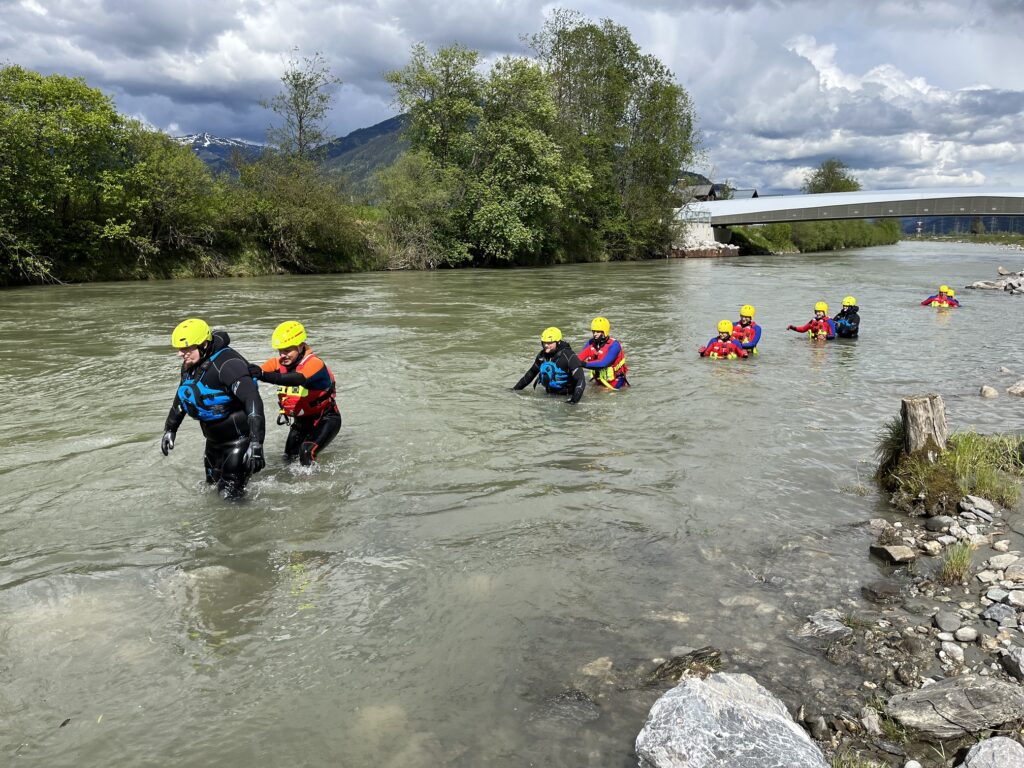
[672,172,754,203]
[731,188,759,199]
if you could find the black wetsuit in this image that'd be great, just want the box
[513,340,586,404]
[833,306,861,338]
[164,331,266,497]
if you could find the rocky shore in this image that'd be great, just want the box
[965,265,1024,295]
[627,398,1024,767]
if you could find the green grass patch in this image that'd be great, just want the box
[938,542,974,584]
[831,753,887,768]
[875,426,1024,509]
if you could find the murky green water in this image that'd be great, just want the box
[1,241,1021,766]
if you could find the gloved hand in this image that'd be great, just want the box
[160,430,175,456]
[244,441,265,473]
[698,346,706,355]
[787,325,796,331]
[248,363,263,379]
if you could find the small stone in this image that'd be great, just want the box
[862,680,877,689]
[982,603,1016,624]
[934,611,961,632]
[921,540,943,556]
[862,580,902,604]
[980,385,999,398]
[904,761,923,768]
[940,641,965,663]
[963,495,996,515]
[987,588,1010,602]
[926,516,954,532]
[977,570,1000,584]
[981,635,1001,652]
[860,706,883,736]
[988,554,1020,570]
[871,544,917,564]
[993,540,1011,552]
[1005,564,1024,582]
[938,535,958,546]
[581,657,613,676]
[955,627,979,642]
[970,533,991,548]
[1001,646,1024,681]
[1009,592,1024,609]
[937,632,955,642]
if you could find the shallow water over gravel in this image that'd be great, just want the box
[1,240,1022,766]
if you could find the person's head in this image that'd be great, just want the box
[739,304,755,326]
[272,320,308,367]
[171,318,213,367]
[938,284,950,298]
[716,319,733,340]
[947,289,955,299]
[813,301,828,319]
[841,296,856,312]
[591,316,610,342]
[540,326,562,353]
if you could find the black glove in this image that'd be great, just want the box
[248,363,263,379]
[160,430,175,456]
[244,441,265,473]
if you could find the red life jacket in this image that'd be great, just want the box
[705,339,744,359]
[269,352,336,418]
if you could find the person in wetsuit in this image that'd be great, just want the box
[513,326,586,404]
[700,320,749,358]
[833,296,861,338]
[576,316,629,390]
[921,284,960,307]
[249,320,341,466]
[161,318,266,498]
[787,301,836,340]
[732,304,762,354]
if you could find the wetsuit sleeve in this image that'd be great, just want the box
[164,392,186,434]
[739,325,761,350]
[950,298,961,306]
[824,319,836,339]
[576,341,595,363]
[731,341,748,358]
[699,337,715,356]
[921,296,938,306]
[581,339,621,369]
[514,356,541,390]
[566,352,586,404]
[230,375,266,443]
[259,369,309,386]
[792,321,813,333]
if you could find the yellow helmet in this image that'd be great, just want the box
[939,284,950,293]
[171,318,212,348]
[842,296,856,306]
[947,289,955,297]
[540,326,562,343]
[717,319,734,333]
[814,301,828,313]
[739,304,755,318]
[272,320,307,350]
[591,316,611,334]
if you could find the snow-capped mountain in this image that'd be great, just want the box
[175,132,263,174]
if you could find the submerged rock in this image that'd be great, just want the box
[797,609,853,641]
[961,736,1024,767]
[635,672,829,768]
[979,385,999,398]
[887,674,1024,739]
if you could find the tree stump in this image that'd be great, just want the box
[901,394,948,461]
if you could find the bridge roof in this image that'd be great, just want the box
[694,188,1024,226]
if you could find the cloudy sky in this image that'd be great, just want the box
[3,0,1023,192]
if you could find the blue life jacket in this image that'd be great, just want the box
[538,359,569,392]
[177,349,235,422]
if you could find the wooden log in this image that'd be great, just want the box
[901,394,948,460]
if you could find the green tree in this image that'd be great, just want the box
[801,158,861,194]
[385,43,482,169]
[264,50,343,160]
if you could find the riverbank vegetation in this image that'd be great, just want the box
[874,419,1024,510]
[1,11,697,286]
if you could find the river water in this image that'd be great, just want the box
[1,241,1022,766]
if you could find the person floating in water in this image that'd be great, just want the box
[161,318,266,498]
[700,320,749,359]
[577,316,629,390]
[833,296,861,338]
[513,327,586,404]
[921,284,960,307]
[732,304,762,354]
[787,302,836,340]
[250,321,341,466]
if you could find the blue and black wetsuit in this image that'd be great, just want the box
[513,340,586,404]
[833,305,861,338]
[164,331,266,497]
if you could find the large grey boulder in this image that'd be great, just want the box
[635,672,828,768]
[960,736,1024,767]
[887,675,1024,739]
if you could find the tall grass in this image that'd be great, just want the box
[939,543,974,584]
[875,427,1024,508]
